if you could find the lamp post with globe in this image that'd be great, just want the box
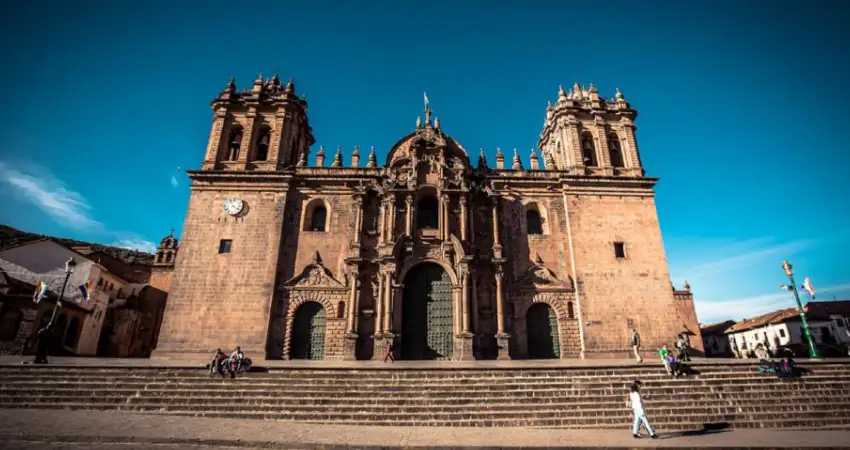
[782,260,820,359]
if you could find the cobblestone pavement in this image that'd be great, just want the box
[1,409,849,449]
[4,355,849,369]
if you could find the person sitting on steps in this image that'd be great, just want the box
[210,348,226,377]
[230,346,245,372]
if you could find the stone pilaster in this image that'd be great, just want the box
[202,109,227,170]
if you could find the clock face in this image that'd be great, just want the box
[223,198,244,216]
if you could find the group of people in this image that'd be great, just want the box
[629,329,693,378]
[754,343,799,379]
[209,346,251,378]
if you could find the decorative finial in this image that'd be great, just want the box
[684,280,691,292]
[169,228,175,237]
[350,145,360,168]
[331,146,343,167]
[366,146,377,168]
[530,148,538,159]
[615,87,624,100]
[225,77,236,92]
[529,148,539,170]
[312,251,322,265]
[285,78,295,93]
[572,81,582,98]
[558,85,568,102]
[254,73,264,84]
[434,116,440,129]
[478,148,488,169]
[547,100,552,109]
[315,145,325,167]
[352,145,360,157]
[589,82,597,93]
[416,116,422,128]
[512,148,523,170]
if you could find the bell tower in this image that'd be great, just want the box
[200,75,314,171]
[537,83,644,177]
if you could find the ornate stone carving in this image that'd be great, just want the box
[282,252,346,289]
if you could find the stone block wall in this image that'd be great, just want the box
[567,193,682,356]
[154,186,288,359]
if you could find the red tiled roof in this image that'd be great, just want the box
[726,304,833,334]
[700,320,736,335]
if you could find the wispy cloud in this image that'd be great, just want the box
[170,175,178,187]
[674,237,815,281]
[697,283,850,323]
[170,166,183,188]
[111,238,157,254]
[0,161,102,230]
[0,159,158,254]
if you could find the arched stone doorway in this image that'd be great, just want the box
[526,303,560,359]
[289,301,327,360]
[401,262,453,360]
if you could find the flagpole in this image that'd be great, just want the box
[46,258,76,331]
[782,261,820,359]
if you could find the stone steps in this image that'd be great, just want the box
[2,362,849,429]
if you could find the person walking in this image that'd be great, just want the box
[629,328,643,363]
[383,339,395,363]
[627,381,657,439]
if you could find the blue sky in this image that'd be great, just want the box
[0,1,848,323]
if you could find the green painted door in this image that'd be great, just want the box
[527,303,560,359]
[290,302,326,360]
[402,263,453,360]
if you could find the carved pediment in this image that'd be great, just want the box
[283,252,346,289]
[515,255,573,291]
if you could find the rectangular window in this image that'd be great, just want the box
[779,329,786,338]
[614,242,626,259]
[219,239,232,254]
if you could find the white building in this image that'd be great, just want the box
[724,301,850,358]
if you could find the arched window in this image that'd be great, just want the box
[255,126,271,161]
[526,209,543,235]
[226,126,243,161]
[165,253,173,263]
[417,195,439,229]
[310,207,327,232]
[156,252,164,263]
[336,301,345,319]
[64,317,80,348]
[581,132,597,167]
[608,133,625,168]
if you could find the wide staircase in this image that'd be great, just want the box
[0,361,849,430]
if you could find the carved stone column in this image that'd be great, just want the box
[346,272,358,333]
[494,267,511,360]
[237,108,258,169]
[383,272,392,334]
[375,273,384,336]
[202,109,227,169]
[405,195,413,236]
[353,194,364,245]
[462,271,470,334]
[388,197,396,242]
[459,196,468,241]
[344,268,360,360]
[378,200,386,245]
[438,194,445,240]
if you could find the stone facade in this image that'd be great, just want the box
[154,76,702,361]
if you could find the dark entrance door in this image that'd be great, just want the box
[401,263,453,360]
[290,302,326,360]
[526,303,560,359]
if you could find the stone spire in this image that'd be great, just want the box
[546,100,554,120]
[351,145,360,168]
[544,149,556,170]
[512,148,523,170]
[269,73,280,88]
[434,116,440,130]
[684,280,691,293]
[297,146,309,166]
[572,81,582,99]
[478,148,488,169]
[366,146,378,168]
[558,85,568,103]
[495,148,505,169]
[416,116,422,128]
[219,77,237,100]
[316,145,326,167]
[529,148,539,170]
[252,74,264,93]
[615,87,624,101]
[285,78,295,93]
[331,146,343,167]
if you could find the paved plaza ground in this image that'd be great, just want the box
[1,409,849,449]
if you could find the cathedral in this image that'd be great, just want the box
[153,74,702,361]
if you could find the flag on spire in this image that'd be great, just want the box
[801,277,816,299]
[424,92,430,107]
[32,281,48,304]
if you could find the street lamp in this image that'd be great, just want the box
[782,260,820,359]
[46,257,76,331]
